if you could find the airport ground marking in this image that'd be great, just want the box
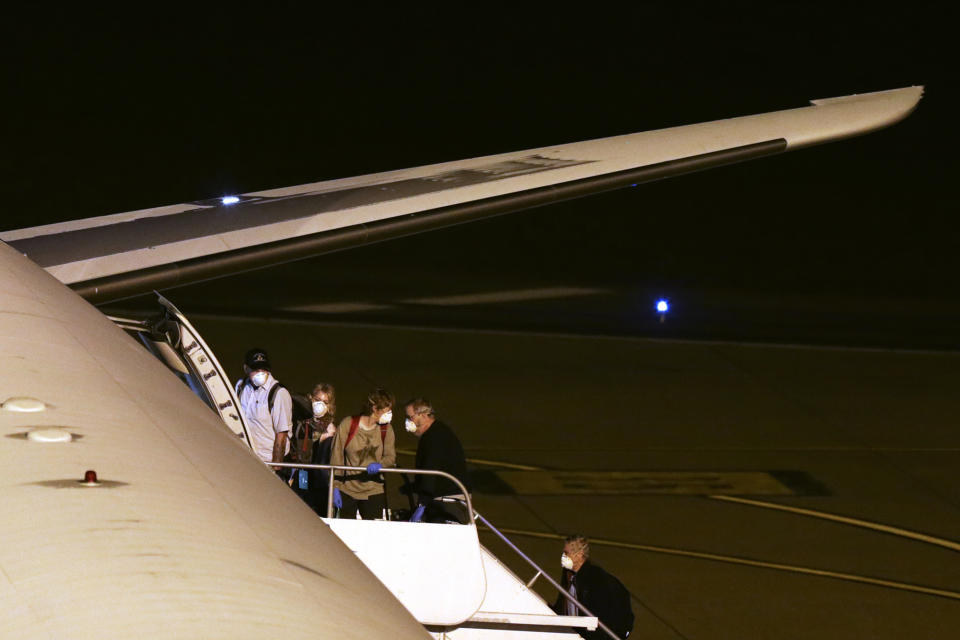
[400,448,960,551]
[487,527,960,602]
[708,494,960,553]
[394,451,960,597]
[492,470,798,496]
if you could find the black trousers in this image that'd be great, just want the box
[339,492,386,520]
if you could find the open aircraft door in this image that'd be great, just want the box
[109,294,252,448]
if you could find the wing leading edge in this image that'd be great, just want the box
[0,86,922,304]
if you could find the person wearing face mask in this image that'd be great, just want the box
[235,348,292,467]
[403,397,471,524]
[553,535,634,640]
[329,388,397,519]
[288,383,337,513]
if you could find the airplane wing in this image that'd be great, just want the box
[0,86,922,303]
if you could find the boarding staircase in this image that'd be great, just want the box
[275,463,619,640]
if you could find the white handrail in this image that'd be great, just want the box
[270,462,473,522]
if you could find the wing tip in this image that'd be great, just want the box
[785,86,924,150]
[809,85,924,108]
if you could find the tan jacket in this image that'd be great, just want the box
[330,415,396,499]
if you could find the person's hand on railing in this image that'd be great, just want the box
[333,488,343,509]
[366,462,382,475]
[409,504,426,522]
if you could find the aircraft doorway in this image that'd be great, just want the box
[108,294,252,448]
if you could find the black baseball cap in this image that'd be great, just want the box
[244,347,271,372]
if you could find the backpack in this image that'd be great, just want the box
[344,415,388,447]
[234,379,312,423]
[235,380,314,468]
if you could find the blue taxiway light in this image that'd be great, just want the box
[221,196,240,205]
[656,299,669,313]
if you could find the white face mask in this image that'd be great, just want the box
[561,553,574,570]
[377,410,393,425]
[312,401,328,417]
[405,418,418,433]
[251,371,268,387]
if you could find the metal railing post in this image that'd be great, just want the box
[327,471,334,519]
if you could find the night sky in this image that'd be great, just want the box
[3,6,956,339]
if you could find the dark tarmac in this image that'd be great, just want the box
[142,280,960,639]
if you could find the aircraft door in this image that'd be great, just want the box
[155,295,252,448]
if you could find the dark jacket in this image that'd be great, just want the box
[553,560,634,640]
[414,420,470,498]
[308,434,334,515]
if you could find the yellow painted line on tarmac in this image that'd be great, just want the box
[708,494,960,553]
[395,449,543,471]
[488,527,960,601]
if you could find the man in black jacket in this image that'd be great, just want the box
[404,397,471,523]
[553,535,634,639]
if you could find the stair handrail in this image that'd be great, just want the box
[270,462,473,522]
[471,508,623,640]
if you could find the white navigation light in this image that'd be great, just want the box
[221,196,240,205]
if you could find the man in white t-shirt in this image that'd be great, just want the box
[236,348,292,466]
